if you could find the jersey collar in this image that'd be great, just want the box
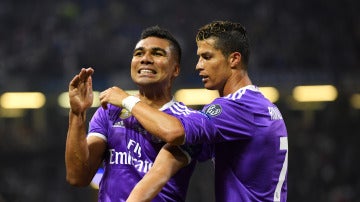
[159,98,176,111]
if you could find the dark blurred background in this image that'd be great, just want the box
[0,0,360,201]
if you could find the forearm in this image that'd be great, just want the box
[127,144,188,202]
[99,88,186,145]
[127,168,168,202]
[131,102,185,145]
[65,110,92,186]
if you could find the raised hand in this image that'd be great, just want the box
[99,86,130,109]
[68,67,95,115]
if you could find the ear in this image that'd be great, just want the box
[229,52,241,69]
[173,63,180,77]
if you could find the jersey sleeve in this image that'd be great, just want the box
[182,97,259,144]
[201,98,255,141]
[201,91,285,142]
[88,104,119,141]
[176,111,223,145]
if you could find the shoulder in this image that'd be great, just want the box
[92,104,122,121]
[202,85,264,117]
[167,101,198,116]
[223,85,261,101]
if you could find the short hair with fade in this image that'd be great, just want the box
[140,26,182,64]
[196,21,250,67]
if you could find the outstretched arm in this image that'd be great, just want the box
[126,144,189,202]
[99,87,185,145]
[65,67,105,186]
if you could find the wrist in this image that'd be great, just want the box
[122,96,141,112]
[69,110,87,124]
[69,109,85,117]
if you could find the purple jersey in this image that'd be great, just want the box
[183,85,288,202]
[87,100,212,202]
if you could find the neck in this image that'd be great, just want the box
[138,86,173,109]
[220,70,252,97]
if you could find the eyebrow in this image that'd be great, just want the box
[152,47,167,54]
[134,47,167,54]
[198,51,212,56]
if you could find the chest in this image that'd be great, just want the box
[106,115,164,159]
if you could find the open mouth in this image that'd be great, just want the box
[138,69,156,75]
[200,75,209,82]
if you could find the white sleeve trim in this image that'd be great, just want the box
[87,132,107,142]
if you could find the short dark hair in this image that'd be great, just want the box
[196,21,250,67]
[140,26,182,64]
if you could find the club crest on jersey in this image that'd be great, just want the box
[204,104,222,117]
[119,108,131,119]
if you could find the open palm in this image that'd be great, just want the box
[68,68,94,115]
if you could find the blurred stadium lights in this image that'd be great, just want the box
[175,89,220,105]
[58,91,101,108]
[350,93,360,109]
[175,87,279,105]
[3,86,360,119]
[0,92,46,109]
[258,87,279,103]
[57,90,139,108]
[59,89,220,108]
[292,85,338,102]
[287,98,327,111]
[0,108,25,118]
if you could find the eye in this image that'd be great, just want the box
[153,51,165,56]
[202,54,212,60]
[133,50,143,57]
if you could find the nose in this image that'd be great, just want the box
[141,52,154,64]
[195,58,203,71]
